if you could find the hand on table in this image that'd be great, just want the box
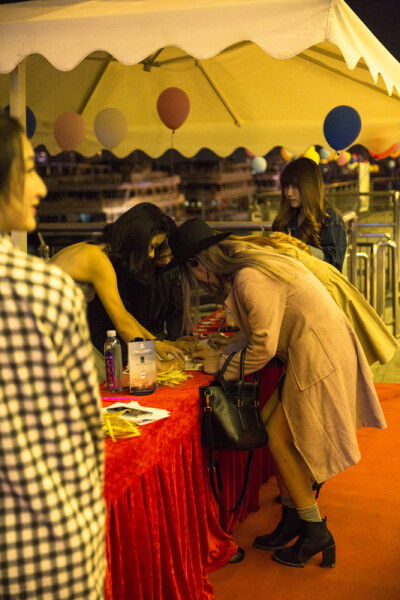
[157,357,185,373]
[207,332,232,349]
[191,347,222,375]
[155,339,185,367]
[173,337,197,355]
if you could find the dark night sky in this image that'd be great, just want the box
[346,1,400,61]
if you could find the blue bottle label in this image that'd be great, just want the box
[105,351,115,388]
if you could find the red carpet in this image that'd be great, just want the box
[209,383,400,600]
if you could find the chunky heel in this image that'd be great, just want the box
[272,517,335,568]
[321,543,336,568]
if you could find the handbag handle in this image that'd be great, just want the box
[218,347,259,405]
[217,346,247,382]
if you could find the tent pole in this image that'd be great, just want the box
[10,61,28,252]
[195,61,241,127]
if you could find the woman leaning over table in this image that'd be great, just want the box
[0,114,105,598]
[50,202,188,375]
[166,218,386,569]
[223,232,398,367]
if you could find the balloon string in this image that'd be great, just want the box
[170,130,175,218]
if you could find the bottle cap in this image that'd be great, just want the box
[107,330,117,337]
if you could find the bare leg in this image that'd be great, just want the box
[266,401,315,508]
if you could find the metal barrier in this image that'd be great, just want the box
[372,239,399,337]
[356,252,370,303]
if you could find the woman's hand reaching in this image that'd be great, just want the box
[155,340,185,369]
[173,337,197,355]
[190,346,222,375]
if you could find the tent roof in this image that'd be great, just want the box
[1,0,400,157]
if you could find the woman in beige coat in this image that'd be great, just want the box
[168,219,387,569]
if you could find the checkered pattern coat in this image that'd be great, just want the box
[0,234,105,599]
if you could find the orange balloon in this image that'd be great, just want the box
[53,112,86,151]
[390,143,400,158]
[280,147,293,161]
[157,87,190,131]
[369,143,397,160]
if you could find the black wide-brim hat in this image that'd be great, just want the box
[166,218,232,269]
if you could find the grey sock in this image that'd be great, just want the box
[297,503,322,522]
[280,495,296,508]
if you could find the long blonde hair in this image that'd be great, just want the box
[231,232,311,256]
[179,236,303,330]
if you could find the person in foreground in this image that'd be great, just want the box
[167,218,387,569]
[0,113,105,597]
[272,157,347,271]
[50,202,187,372]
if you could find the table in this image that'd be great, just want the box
[101,371,238,600]
[101,317,284,599]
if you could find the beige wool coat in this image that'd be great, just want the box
[220,254,387,483]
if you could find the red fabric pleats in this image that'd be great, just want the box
[102,371,236,600]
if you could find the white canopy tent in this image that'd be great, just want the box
[1,0,400,159]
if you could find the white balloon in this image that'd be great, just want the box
[252,156,267,174]
[94,108,127,149]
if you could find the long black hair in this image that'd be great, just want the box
[99,202,172,280]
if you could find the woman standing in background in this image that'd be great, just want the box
[272,157,347,271]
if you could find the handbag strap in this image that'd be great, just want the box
[205,346,258,512]
[203,396,254,513]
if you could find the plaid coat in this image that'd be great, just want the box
[0,234,105,599]
[221,254,387,483]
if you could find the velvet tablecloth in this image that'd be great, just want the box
[101,361,284,599]
[102,371,237,600]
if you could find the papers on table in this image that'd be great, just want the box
[103,401,170,426]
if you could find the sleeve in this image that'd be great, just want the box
[320,210,347,272]
[220,268,287,380]
[56,280,104,477]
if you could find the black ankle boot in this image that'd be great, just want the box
[253,506,306,551]
[272,517,336,568]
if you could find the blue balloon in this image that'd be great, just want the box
[3,105,37,139]
[323,105,361,151]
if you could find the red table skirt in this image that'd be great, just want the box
[102,362,283,599]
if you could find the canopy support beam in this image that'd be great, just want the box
[195,60,241,127]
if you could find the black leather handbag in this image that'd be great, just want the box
[199,347,268,512]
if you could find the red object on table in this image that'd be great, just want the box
[102,371,237,600]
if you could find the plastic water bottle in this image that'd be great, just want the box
[104,330,124,391]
